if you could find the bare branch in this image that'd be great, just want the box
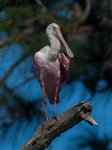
[73,0,91,33]
[0,38,12,48]
[9,76,35,90]
[52,2,68,15]
[18,16,43,28]
[52,2,77,15]
[0,27,37,48]
[0,0,13,12]
[35,0,47,12]
[19,101,98,150]
[0,54,28,85]
[0,0,54,48]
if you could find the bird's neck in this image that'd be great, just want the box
[48,35,61,60]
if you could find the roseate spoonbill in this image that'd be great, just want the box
[34,23,74,120]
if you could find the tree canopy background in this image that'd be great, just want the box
[0,0,112,149]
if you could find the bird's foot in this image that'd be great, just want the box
[53,115,57,121]
[46,117,49,121]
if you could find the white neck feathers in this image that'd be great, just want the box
[48,35,61,60]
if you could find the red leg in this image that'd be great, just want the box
[42,87,48,121]
[54,85,58,117]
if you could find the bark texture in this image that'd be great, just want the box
[19,101,98,150]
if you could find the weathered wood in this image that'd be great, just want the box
[19,101,98,150]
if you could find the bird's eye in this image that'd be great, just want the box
[53,26,56,30]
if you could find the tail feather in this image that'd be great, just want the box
[48,95,60,105]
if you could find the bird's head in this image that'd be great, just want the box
[46,23,74,58]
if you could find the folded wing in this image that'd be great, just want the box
[58,52,69,89]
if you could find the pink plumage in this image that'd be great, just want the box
[34,23,74,120]
[34,52,69,104]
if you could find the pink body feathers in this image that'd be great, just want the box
[34,51,69,104]
[34,23,74,120]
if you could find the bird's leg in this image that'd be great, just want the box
[54,72,60,117]
[42,85,48,121]
[54,85,58,117]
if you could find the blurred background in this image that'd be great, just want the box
[0,0,112,149]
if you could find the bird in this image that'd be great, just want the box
[34,23,74,120]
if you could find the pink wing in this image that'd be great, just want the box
[58,52,69,88]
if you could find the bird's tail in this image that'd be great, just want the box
[48,95,60,105]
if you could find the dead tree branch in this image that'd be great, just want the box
[0,27,37,48]
[19,101,98,150]
[52,2,74,15]
[0,54,28,85]
[35,0,47,12]
[9,76,35,90]
[73,0,91,33]
[0,0,12,12]
[18,15,43,28]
